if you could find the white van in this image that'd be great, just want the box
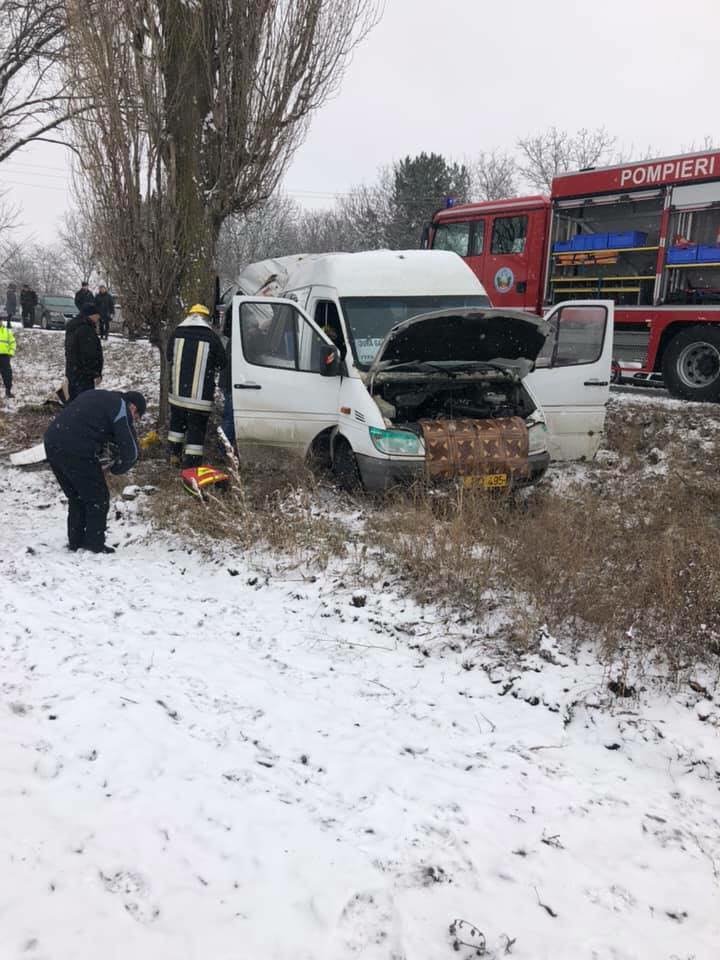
[225,250,613,491]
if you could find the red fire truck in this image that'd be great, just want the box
[425,149,720,402]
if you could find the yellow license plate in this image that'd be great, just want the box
[463,473,508,489]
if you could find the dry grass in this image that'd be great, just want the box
[144,447,352,571]
[369,468,720,676]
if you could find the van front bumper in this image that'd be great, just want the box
[356,450,551,493]
[356,453,424,493]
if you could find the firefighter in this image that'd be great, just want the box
[167,304,226,467]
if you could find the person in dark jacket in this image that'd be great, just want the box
[167,303,226,467]
[95,284,114,340]
[44,389,146,553]
[74,280,94,312]
[20,284,38,326]
[5,283,17,320]
[65,302,103,400]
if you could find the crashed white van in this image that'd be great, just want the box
[224,250,613,491]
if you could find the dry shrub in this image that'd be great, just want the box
[372,474,720,675]
[147,448,350,569]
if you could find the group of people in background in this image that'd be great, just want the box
[74,280,114,340]
[4,282,38,327]
[4,285,230,554]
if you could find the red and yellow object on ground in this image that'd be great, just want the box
[180,465,230,499]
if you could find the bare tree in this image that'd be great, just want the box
[58,208,97,286]
[471,150,518,201]
[66,0,381,424]
[0,0,75,163]
[338,169,394,250]
[32,242,71,293]
[517,126,617,192]
[0,242,38,288]
[217,194,302,281]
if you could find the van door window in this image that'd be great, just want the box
[433,221,471,256]
[491,216,528,254]
[314,300,347,357]
[297,315,330,372]
[536,305,608,367]
[240,302,297,369]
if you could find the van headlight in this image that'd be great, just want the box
[526,412,548,455]
[369,426,424,456]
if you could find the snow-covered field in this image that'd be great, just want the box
[1,329,719,960]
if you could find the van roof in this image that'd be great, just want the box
[237,250,487,298]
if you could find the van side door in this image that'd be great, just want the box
[524,300,614,461]
[231,296,341,452]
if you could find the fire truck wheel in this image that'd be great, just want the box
[662,325,720,402]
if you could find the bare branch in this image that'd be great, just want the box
[516,126,617,192]
[471,150,518,201]
[0,0,73,161]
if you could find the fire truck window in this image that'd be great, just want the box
[491,216,528,255]
[433,222,471,256]
[470,220,485,255]
[553,305,607,366]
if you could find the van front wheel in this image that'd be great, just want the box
[332,437,362,492]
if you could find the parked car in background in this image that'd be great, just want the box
[37,295,77,330]
[108,300,150,339]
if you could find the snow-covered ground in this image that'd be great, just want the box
[1,330,719,960]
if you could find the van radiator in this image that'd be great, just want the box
[419,417,530,479]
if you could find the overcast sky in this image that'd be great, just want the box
[1,0,718,241]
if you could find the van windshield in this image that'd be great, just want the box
[340,295,491,369]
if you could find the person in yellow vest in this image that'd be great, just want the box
[0,316,16,398]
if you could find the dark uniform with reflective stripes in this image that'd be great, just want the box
[167,312,226,467]
[44,389,144,552]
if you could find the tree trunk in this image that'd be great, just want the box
[158,341,169,432]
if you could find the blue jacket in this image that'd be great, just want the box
[44,389,139,475]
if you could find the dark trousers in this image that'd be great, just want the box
[46,447,110,550]
[168,403,210,467]
[221,390,235,445]
[0,355,12,396]
[99,315,110,339]
[21,307,33,325]
[69,378,95,401]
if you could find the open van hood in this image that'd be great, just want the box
[368,308,550,377]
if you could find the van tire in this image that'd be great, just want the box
[662,325,720,402]
[332,437,362,492]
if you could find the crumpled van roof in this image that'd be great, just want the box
[236,250,487,299]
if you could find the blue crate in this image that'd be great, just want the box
[667,246,698,264]
[586,233,610,250]
[553,240,575,253]
[608,231,648,249]
[570,234,609,251]
[697,245,720,263]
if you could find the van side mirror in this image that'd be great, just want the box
[320,343,341,377]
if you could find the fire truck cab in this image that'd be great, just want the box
[428,150,720,402]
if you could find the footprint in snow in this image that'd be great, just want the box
[99,869,160,924]
[332,888,403,956]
